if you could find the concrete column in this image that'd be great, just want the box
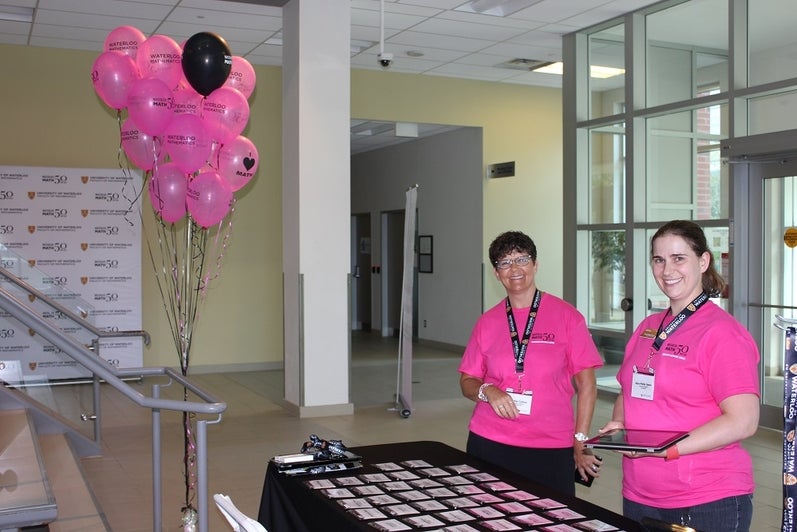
[281,0,352,416]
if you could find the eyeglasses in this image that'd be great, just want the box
[494,255,533,270]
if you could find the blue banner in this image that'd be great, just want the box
[784,326,797,532]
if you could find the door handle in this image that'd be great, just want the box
[620,298,633,311]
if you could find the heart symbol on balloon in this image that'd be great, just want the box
[243,157,256,171]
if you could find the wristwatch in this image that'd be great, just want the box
[574,432,589,442]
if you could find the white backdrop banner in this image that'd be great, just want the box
[0,166,143,380]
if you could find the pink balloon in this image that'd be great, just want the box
[163,114,212,174]
[104,26,146,58]
[223,56,256,99]
[136,35,183,90]
[218,135,259,191]
[126,77,174,136]
[121,118,164,170]
[186,170,233,228]
[171,88,203,118]
[148,163,188,223]
[91,52,139,109]
[201,87,250,145]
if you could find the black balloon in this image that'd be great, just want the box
[181,32,232,96]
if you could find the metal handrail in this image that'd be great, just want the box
[0,281,226,532]
[0,266,151,346]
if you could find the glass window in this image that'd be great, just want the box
[589,24,625,120]
[587,229,626,331]
[645,103,728,222]
[749,90,797,135]
[645,0,728,107]
[589,124,625,224]
[748,0,797,87]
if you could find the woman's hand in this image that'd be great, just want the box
[597,420,624,434]
[575,448,602,481]
[483,385,519,419]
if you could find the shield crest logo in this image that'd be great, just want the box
[27,260,35,267]
[29,362,37,371]
[28,294,36,303]
[28,191,35,200]
[81,243,88,251]
[28,226,35,234]
[82,175,89,184]
[28,328,35,337]
[81,277,88,285]
[81,209,89,218]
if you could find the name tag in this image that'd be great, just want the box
[507,390,533,415]
[631,372,655,400]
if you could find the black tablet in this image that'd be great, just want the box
[584,429,689,453]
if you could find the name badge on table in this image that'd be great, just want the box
[507,390,533,415]
[631,371,655,400]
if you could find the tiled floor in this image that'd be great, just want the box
[78,331,783,531]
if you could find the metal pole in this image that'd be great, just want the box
[197,419,208,532]
[152,383,162,532]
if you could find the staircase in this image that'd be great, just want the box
[0,409,107,532]
[1,258,226,532]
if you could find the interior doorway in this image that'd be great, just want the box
[350,213,371,331]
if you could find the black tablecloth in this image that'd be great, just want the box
[258,440,640,532]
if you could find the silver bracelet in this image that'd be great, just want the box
[477,382,493,402]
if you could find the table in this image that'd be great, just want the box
[258,440,640,532]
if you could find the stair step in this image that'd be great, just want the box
[38,433,108,532]
[0,409,56,530]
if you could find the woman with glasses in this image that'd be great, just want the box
[459,230,603,495]
[599,220,759,531]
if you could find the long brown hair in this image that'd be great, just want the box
[650,220,726,297]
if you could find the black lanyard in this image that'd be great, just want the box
[505,289,542,374]
[651,291,709,352]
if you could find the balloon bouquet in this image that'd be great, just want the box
[91,25,259,531]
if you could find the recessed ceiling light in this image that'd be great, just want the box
[406,50,424,58]
[531,61,625,79]
[455,0,542,17]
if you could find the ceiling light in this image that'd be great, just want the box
[455,0,541,17]
[531,61,625,79]
[0,5,33,23]
[589,65,626,79]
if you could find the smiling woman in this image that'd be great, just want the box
[458,230,603,496]
[602,219,760,532]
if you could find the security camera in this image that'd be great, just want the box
[378,52,393,68]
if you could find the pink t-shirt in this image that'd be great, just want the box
[459,292,603,448]
[618,300,760,507]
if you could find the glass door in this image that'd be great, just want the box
[746,162,797,429]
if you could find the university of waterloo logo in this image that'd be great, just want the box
[29,362,37,371]
[28,226,36,234]
[81,277,88,285]
[81,209,89,218]
[28,191,35,199]
[28,294,36,303]
[81,243,88,251]
[27,259,35,267]
[82,176,89,184]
